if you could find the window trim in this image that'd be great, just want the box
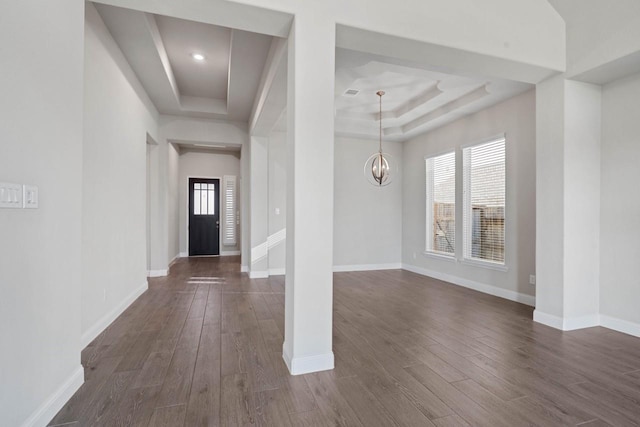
[424,150,456,256]
[462,134,507,267]
[422,251,456,262]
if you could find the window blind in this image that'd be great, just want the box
[425,151,456,255]
[463,137,505,263]
[223,175,237,246]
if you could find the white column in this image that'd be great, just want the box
[563,80,601,324]
[249,136,269,277]
[283,13,336,374]
[535,76,601,330]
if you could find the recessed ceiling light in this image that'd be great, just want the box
[191,53,205,61]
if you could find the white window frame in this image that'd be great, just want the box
[462,134,507,270]
[425,150,456,258]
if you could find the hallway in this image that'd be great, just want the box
[49,258,640,426]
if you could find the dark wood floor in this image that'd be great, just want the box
[49,257,640,426]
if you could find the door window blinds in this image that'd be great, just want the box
[223,175,237,246]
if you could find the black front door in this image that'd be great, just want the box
[188,178,220,256]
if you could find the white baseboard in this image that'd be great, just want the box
[283,346,334,375]
[241,265,249,273]
[402,263,536,307]
[563,314,600,330]
[249,270,269,279]
[533,310,600,330]
[533,310,565,329]
[534,311,639,335]
[179,251,239,257]
[169,254,179,266]
[333,263,402,272]
[221,250,241,256]
[147,269,168,277]
[600,314,640,338]
[269,268,286,276]
[20,365,84,427]
[80,281,148,348]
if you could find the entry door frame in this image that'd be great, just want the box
[186,175,222,257]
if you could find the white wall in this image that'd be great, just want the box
[167,142,180,262]
[554,0,640,79]
[600,72,640,328]
[160,115,248,146]
[249,136,269,274]
[160,115,248,265]
[82,4,159,342]
[241,142,251,270]
[178,148,241,255]
[0,1,84,425]
[128,0,564,74]
[333,137,403,269]
[535,75,565,318]
[402,90,536,303]
[268,131,287,272]
[563,80,601,320]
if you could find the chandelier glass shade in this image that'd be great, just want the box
[365,90,395,187]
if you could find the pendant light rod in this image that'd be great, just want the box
[377,90,385,153]
[364,90,393,187]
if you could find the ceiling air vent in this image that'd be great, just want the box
[343,89,359,97]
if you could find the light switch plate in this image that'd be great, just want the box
[0,182,23,209]
[23,185,38,209]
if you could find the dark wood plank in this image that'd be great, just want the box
[185,326,222,427]
[92,385,160,427]
[48,258,640,427]
[148,404,187,427]
[154,345,198,408]
[303,372,364,427]
[221,373,256,426]
[254,388,293,427]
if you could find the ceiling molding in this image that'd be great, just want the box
[249,37,288,136]
[95,3,273,121]
[336,25,560,85]
[335,49,531,142]
[91,0,293,38]
[390,84,490,135]
[144,13,181,102]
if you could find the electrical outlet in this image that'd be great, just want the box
[529,275,536,285]
[413,252,417,260]
[103,289,107,301]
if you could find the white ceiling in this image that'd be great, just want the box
[155,15,231,100]
[335,49,533,142]
[95,3,272,122]
[95,3,535,142]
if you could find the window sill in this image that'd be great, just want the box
[423,251,457,262]
[460,258,508,272]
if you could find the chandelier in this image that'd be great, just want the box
[364,90,395,187]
